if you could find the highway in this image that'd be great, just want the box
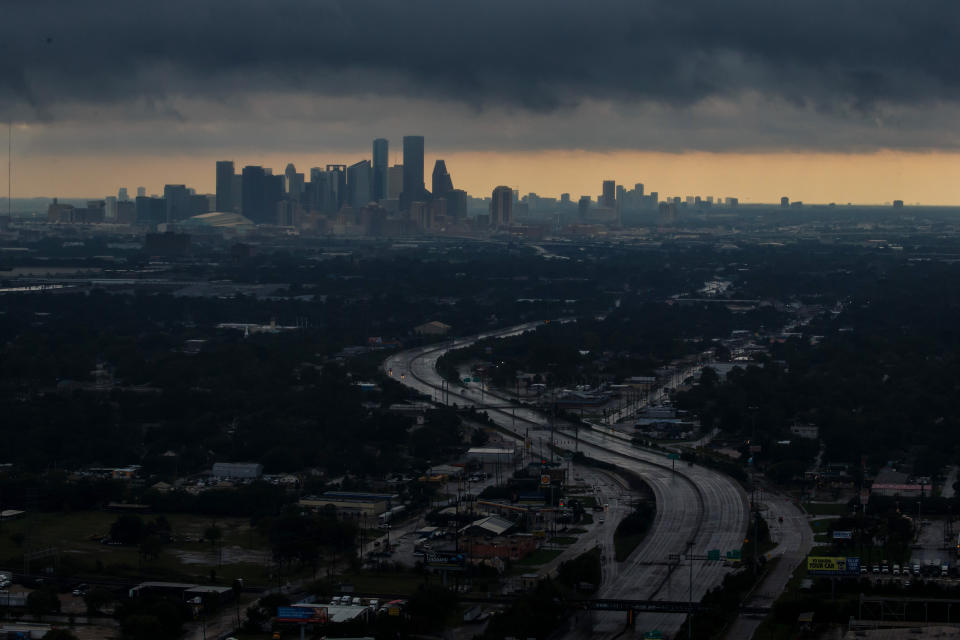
[384,321,750,638]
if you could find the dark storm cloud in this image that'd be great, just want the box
[2,0,959,151]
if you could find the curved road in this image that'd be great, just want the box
[385,322,749,637]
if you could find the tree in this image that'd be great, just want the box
[83,587,114,615]
[110,514,144,545]
[204,523,223,566]
[42,631,79,640]
[27,586,61,619]
[139,534,164,561]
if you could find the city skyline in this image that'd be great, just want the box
[4,1,960,206]
[6,144,960,206]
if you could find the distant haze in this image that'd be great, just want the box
[5,147,960,206]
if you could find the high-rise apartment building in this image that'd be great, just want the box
[216,161,235,212]
[373,138,389,201]
[400,135,426,211]
[490,186,513,227]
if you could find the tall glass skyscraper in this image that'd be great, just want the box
[372,138,388,202]
[400,135,425,212]
[215,160,235,212]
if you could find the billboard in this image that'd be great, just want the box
[806,556,860,576]
[426,550,467,571]
[832,530,853,540]
[276,605,328,623]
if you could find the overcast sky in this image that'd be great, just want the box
[3,0,960,200]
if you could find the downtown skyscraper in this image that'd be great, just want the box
[372,138,388,202]
[400,135,426,212]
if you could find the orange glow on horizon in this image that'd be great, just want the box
[6,149,960,206]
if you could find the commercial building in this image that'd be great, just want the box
[466,447,517,464]
[601,180,616,209]
[347,160,372,208]
[388,165,404,200]
[299,491,399,518]
[211,462,263,479]
[432,160,453,196]
[216,161,235,212]
[241,166,266,222]
[372,138,389,201]
[414,320,451,335]
[490,186,513,227]
[163,184,190,223]
[400,135,426,211]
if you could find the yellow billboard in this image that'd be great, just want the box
[806,556,860,575]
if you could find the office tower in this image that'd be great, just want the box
[136,186,146,198]
[216,161,235,212]
[444,189,467,221]
[373,138,389,201]
[135,196,165,227]
[578,195,591,219]
[284,163,297,195]
[189,194,211,217]
[116,200,136,224]
[266,174,283,219]
[347,160,372,208]
[326,165,346,211]
[241,166,266,223]
[431,160,453,196]
[601,180,616,209]
[780,196,790,208]
[400,135,426,211]
[163,184,190,223]
[490,186,513,227]
[118,188,129,202]
[104,196,118,222]
[560,193,570,204]
[635,183,644,197]
[388,165,404,200]
[231,175,241,213]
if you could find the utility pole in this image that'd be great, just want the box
[687,540,694,640]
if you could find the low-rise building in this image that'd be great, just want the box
[789,424,820,439]
[466,534,538,561]
[299,491,399,518]
[414,321,451,336]
[211,462,263,479]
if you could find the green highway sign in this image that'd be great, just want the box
[708,549,721,561]
[726,549,742,560]
[462,378,471,383]
[643,631,664,639]
[668,453,680,460]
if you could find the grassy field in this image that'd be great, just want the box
[0,510,276,585]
